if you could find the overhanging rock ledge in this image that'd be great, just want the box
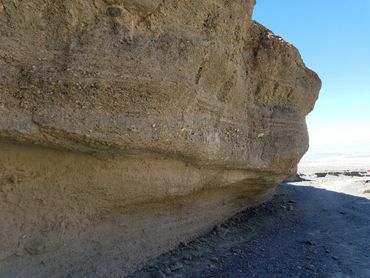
[0,0,321,276]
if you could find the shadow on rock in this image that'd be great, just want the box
[131,183,370,278]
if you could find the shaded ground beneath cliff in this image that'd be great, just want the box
[131,182,370,278]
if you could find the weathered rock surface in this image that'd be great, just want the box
[0,0,321,276]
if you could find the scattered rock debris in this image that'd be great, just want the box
[131,183,370,277]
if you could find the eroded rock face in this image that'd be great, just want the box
[0,0,320,276]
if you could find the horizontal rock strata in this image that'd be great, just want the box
[0,0,321,276]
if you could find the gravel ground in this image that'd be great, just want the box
[130,182,370,278]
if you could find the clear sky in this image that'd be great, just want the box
[253,0,370,157]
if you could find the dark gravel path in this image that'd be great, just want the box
[130,183,370,278]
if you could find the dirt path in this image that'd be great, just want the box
[130,183,370,278]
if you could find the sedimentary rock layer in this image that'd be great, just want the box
[0,0,321,276]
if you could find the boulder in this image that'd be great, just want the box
[0,0,321,276]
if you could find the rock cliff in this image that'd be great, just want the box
[0,0,321,276]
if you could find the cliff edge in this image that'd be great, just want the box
[0,0,321,276]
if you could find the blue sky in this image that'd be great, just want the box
[253,0,370,155]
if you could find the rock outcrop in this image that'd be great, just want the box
[0,0,321,276]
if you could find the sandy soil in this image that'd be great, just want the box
[131,176,370,278]
[294,173,370,199]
